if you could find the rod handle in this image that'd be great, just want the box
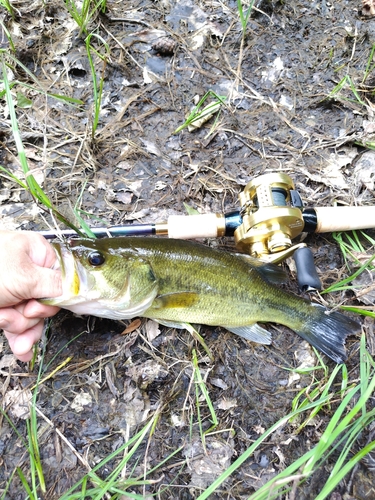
[167,214,226,239]
[312,206,375,233]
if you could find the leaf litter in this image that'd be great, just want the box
[1,0,375,498]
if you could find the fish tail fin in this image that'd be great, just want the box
[295,304,360,364]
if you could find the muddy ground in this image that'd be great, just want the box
[1,0,375,498]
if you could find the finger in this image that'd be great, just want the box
[23,299,60,319]
[0,231,62,307]
[0,307,40,334]
[3,319,45,361]
[28,232,60,268]
[27,267,63,301]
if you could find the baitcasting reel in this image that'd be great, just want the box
[233,173,320,291]
[234,172,305,257]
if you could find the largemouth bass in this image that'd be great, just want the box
[42,237,360,363]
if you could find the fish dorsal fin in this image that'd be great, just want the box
[152,291,199,310]
[234,253,287,285]
[224,323,272,344]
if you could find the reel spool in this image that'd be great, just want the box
[234,173,305,258]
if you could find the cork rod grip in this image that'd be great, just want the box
[167,214,225,239]
[314,206,375,233]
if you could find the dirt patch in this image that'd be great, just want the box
[1,0,375,498]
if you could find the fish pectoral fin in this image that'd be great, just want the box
[152,292,199,310]
[153,319,189,329]
[225,323,272,344]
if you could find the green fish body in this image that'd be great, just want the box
[42,237,359,363]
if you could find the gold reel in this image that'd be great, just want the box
[234,173,305,259]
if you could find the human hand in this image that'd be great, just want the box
[0,230,62,362]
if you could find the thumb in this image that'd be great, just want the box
[30,266,63,300]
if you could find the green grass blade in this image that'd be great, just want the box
[363,42,375,83]
[73,180,97,237]
[0,19,15,50]
[192,348,218,446]
[1,55,88,235]
[316,440,375,500]
[322,253,375,293]
[183,322,213,362]
[16,468,33,498]
[4,53,84,105]
[85,32,109,137]
[0,164,28,188]
[196,395,331,500]
[1,56,51,206]
[58,414,158,499]
[237,0,255,32]
[174,91,226,133]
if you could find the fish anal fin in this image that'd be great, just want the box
[153,292,199,310]
[225,323,272,344]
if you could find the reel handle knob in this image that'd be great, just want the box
[293,246,322,292]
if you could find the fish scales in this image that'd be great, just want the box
[142,245,299,327]
[69,237,301,328]
[41,237,360,363]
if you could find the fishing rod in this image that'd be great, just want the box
[38,206,375,241]
[39,173,375,291]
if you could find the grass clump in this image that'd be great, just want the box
[0,53,95,236]
[237,0,255,37]
[85,32,109,137]
[196,334,375,500]
[322,231,375,319]
[63,0,107,35]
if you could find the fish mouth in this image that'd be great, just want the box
[41,243,82,306]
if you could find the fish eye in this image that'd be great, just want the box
[87,251,105,267]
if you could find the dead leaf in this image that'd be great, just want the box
[354,150,375,193]
[126,180,143,197]
[115,191,133,204]
[184,437,234,490]
[145,319,161,341]
[154,181,167,191]
[301,147,357,189]
[71,392,92,412]
[0,354,18,371]
[3,388,32,419]
[143,66,153,84]
[352,270,375,305]
[127,359,168,388]
[124,208,150,220]
[217,397,237,410]
[140,139,163,157]
[210,378,229,390]
[121,318,142,335]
